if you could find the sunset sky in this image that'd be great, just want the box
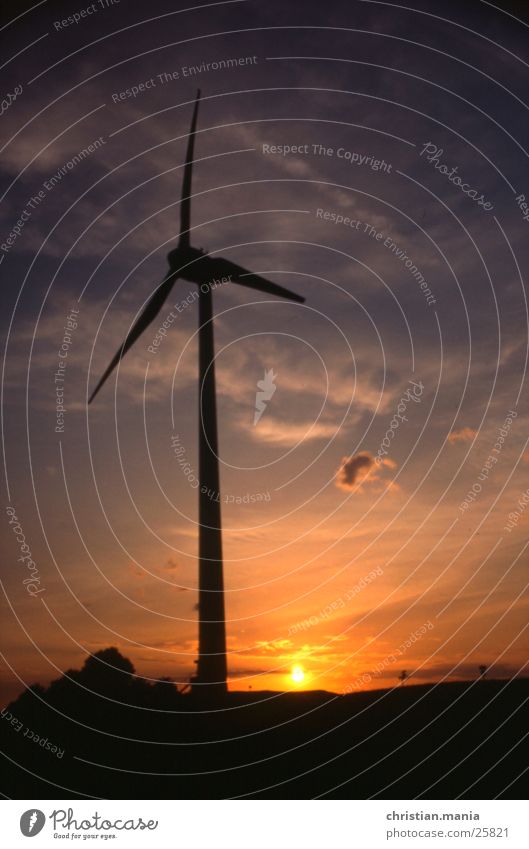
[1,0,528,703]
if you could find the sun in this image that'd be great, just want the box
[291,665,305,684]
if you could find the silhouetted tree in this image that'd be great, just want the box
[478,664,488,679]
[398,670,409,685]
[80,648,136,697]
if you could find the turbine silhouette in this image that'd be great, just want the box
[88,90,304,698]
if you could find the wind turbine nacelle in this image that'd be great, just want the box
[167,245,207,274]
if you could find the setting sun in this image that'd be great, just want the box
[291,665,305,684]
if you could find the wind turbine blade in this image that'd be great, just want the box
[179,89,201,248]
[203,257,305,303]
[234,272,305,303]
[88,273,178,404]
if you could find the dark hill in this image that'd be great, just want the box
[1,649,526,799]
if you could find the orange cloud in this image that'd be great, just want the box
[447,427,477,444]
[249,418,336,446]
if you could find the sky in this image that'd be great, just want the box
[1,0,528,702]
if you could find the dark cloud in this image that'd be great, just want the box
[336,451,375,491]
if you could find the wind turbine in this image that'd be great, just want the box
[88,90,304,698]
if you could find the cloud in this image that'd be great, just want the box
[336,451,375,490]
[254,639,293,653]
[336,452,399,493]
[4,287,198,408]
[447,427,478,444]
[249,417,336,446]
